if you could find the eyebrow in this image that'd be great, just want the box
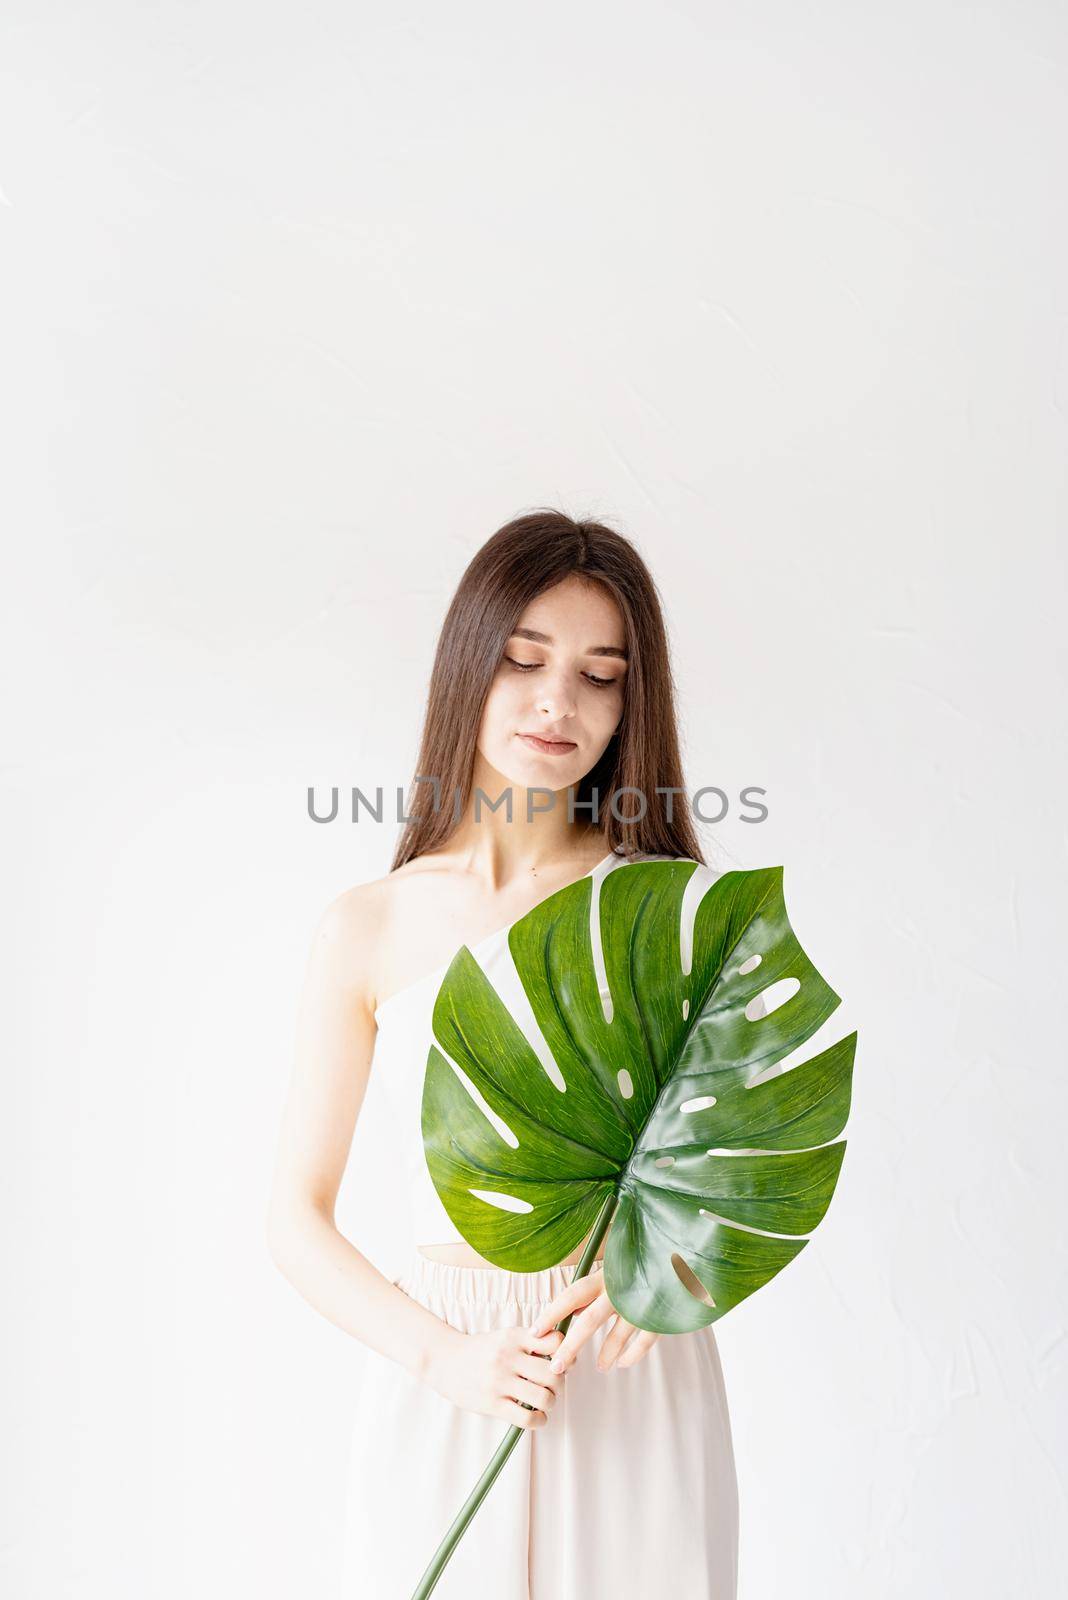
[509,626,628,662]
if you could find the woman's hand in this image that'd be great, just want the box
[424,1322,568,1428]
[529,1268,662,1372]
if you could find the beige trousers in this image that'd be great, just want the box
[340,1252,739,1599]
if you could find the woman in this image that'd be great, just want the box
[266,509,740,1597]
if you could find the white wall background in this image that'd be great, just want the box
[3,3,1066,1596]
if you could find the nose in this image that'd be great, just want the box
[535,666,577,722]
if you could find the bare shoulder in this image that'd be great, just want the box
[309,856,445,1010]
[304,871,394,1007]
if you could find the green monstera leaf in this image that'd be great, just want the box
[421,858,855,1336]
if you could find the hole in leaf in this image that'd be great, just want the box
[738,953,762,976]
[746,976,800,1020]
[682,997,690,1020]
[468,1190,534,1214]
[680,1094,717,1113]
[449,1060,519,1147]
[672,1252,716,1308]
[654,1155,675,1169]
[700,1203,794,1238]
[617,1067,634,1100]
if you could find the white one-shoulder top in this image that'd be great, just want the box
[370,848,726,1251]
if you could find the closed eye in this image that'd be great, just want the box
[504,656,618,690]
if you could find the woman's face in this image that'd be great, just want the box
[476,575,628,797]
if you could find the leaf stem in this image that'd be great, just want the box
[408,1190,619,1598]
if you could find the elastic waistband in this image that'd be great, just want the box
[395,1250,604,1306]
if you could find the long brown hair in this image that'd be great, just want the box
[390,508,707,871]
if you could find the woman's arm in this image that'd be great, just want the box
[265,887,450,1383]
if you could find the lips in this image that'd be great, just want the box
[517,732,578,754]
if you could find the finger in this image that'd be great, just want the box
[518,1351,565,1395]
[616,1331,660,1368]
[502,1398,546,1429]
[510,1375,558,1413]
[596,1316,639,1371]
[549,1293,616,1372]
[521,1328,564,1358]
[530,1274,604,1335]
